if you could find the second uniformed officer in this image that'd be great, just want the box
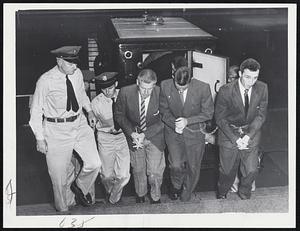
[91,72,131,204]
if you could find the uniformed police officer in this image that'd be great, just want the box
[91,72,130,204]
[29,46,101,214]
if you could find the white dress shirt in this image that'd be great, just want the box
[238,78,252,106]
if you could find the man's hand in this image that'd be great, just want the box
[131,132,145,149]
[87,111,97,129]
[241,135,250,146]
[175,117,188,130]
[36,139,48,155]
[236,137,249,150]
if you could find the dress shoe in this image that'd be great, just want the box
[150,198,161,204]
[70,182,92,207]
[238,192,251,200]
[217,194,227,199]
[86,192,93,204]
[169,187,181,200]
[136,196,145,203]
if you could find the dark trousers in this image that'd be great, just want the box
[168,139,205,201]
[217,146,259,198]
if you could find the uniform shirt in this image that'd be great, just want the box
[29,66,92,140]
[91,89,120,132]
[238,78,252,105]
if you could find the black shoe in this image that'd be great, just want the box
[136,196,145,203]
[70,182,92,207]
[150,198,161,204]
[238,192,250,200]
[217,194,227,199]
[170,187,181,200]
[86,193,93,204]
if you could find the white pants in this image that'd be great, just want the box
[44,114,101,211]
[97,131,130,204]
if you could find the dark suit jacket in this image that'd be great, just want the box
[159,78,214,145]
[215,79,268,148]
[114,84,165,151]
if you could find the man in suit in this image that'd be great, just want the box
[215,58,268,200]
[159,66,214,202]
[115,69,165,204]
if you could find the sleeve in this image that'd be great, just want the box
[214,87,240,144]
[159,82,177,130]
[77,70,92,112]
[247,84,268,139]
[114,88,134,137]
[29,77,47,141]
[186,83,214,125]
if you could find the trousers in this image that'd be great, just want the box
[218,146,259,198]
[44,114,101,211]
[129,140,165,201]
[97,131,130,204]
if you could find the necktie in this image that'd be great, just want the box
[111,97,121,131]
[140,98,146,132]
[179,91,185,105]
[66,75,79,112]
[244,89,249,118]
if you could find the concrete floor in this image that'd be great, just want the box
[17,186,288,215]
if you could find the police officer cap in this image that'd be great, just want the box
[51,46,81,63]
[95,72,118,89]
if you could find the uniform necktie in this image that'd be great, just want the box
[244,89,249,118]
[179,91,185,105]
[66,75,79,112]
[140,98,146,132]
[111,97,121,131]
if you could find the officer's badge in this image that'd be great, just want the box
[102,75,107,81]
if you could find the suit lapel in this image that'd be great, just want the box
[131,86,140,123]
[170,83,184,115]
[183,82,193,113]
[146,87,156,121]
[247,83,259,119]
[232,81,245,116]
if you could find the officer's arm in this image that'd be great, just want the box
[29,77,47,141]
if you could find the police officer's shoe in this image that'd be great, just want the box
[136,196,145,203]
[70,182,92,207]
[150,198,161,204]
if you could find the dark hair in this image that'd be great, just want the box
[172,56,188,69]
[174,66,191,86]
[137,69,157,84]
[240,58,261,73]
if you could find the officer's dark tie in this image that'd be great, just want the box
[66,75,79,112]
[111,97,121,131]
[244,89,249,118]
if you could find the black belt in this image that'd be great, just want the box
[99,130,122,135]
[46,114,79,123]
